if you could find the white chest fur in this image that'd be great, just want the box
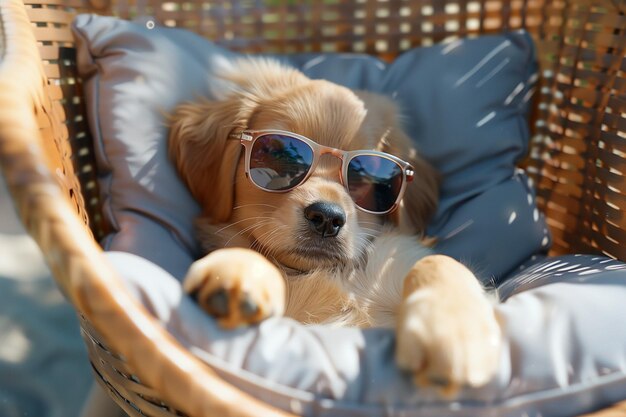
[284,231,434,328]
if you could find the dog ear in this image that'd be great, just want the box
[168,97,251,223]
[356,91,440,234]
[397,147,440,234]
[168,58,309,223]
[384,128,440,235]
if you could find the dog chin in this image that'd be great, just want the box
[273,247,351,273]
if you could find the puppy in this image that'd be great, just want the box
[169,58,501,390]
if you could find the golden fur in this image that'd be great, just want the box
[170,58,501,390]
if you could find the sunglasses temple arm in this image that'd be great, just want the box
[228,132,254,142]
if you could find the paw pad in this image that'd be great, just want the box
[206,288,230,317]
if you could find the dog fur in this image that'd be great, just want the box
[169,58,501,390]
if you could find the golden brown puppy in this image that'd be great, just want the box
[169,58,501,390]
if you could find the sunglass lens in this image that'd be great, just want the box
[249,134,314,191]
[347,155,403,212]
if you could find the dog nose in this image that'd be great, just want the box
[304,202,346,238]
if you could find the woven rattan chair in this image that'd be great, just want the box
[1,0,625,415]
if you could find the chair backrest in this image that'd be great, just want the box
[20,0,626,259]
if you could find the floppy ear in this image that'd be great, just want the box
[168,97,253,223]
[385,128,440,235]
[397,147,440,234]
[169,58,310,223]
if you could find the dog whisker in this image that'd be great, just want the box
[223,219,275,247]
[240,220,275,236]
[356,233,375,241]
[214,216,275,235]
[355,235,374,249]
[251,226,287,257]
[250,225,289,268]
[353,242,371,269]
[483,275,501,302]
[358,232,379,240]
[359,227,382,235]
[257,225,288,244]
[357,220,384,226]
[233,204,279,210]
[358,224,383,235]
[357,221,384,229]
[250,223,288,249]
[355,232,376,251]
[257,245,281,265]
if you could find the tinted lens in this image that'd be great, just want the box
[249,134,314,191]
[347,155,403,212]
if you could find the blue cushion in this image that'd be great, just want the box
[73,14,626,417]
[72,14,546,281]
[108,250,626,416]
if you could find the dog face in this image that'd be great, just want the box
[169,59,438,272]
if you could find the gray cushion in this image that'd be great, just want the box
[72,14,546,282]
[109,250,626,416]
[72,13,626,416]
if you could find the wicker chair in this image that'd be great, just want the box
[1,0,625,416]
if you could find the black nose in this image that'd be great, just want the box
[304,202,346,238]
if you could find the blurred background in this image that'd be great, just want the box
[0,173,93,417]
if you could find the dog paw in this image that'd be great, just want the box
[395,255,501,394]
[183,248,285,329]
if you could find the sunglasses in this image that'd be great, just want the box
[229,130,415,214]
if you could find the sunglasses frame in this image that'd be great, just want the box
[229,129,415,215]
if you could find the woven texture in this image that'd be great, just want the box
[1,0,626,416]
[19,0,626,260]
